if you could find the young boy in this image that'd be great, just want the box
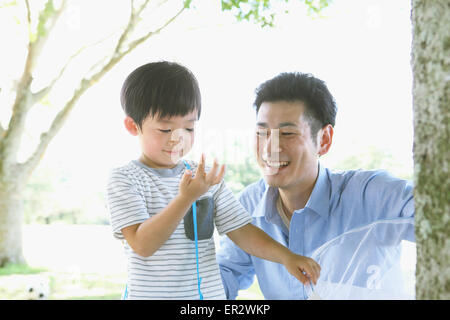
[106,61,320,299]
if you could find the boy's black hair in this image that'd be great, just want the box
[253,72,337,139]
[120,61,201,129]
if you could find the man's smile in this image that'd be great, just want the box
[261,157,291,175]
[263,160,290,168]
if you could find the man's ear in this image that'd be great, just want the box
[317,124,333,157]
[124,116,139,136]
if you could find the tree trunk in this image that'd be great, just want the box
[0,179,26,267]
[411,0,450,299]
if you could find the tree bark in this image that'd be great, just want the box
[0,179,26,267]
[411,0,450,299]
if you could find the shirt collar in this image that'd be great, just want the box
[253,162,330,221]
[302,162,330,220]
[132,159,185,177]
[253,183,279,224]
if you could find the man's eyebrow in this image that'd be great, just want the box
[278,122,298,128]
[256,122,298,128]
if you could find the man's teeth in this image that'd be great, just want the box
[265,160,289,167]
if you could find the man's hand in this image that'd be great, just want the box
[179,153,226,201]
[282,252,321,285]
[227,223,321,286]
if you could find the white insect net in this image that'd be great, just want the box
[306,217,415,300]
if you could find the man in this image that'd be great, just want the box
[217,72,415,299]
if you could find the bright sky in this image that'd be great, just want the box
[1,0,414,196]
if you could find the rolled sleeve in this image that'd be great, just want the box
[361,171,415,220]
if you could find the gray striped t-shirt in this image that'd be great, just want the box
[106,160,252,299]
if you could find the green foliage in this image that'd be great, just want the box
[304,0,332,14]
[220,0,332,27]
[332,146,413,181]
[225,155,261,194]
[23,164,109,225]
[0,0,17,9]
[36,0,56,38]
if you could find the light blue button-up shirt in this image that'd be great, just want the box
[217,163,415,299]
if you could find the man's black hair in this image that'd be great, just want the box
[254,72,337,139]
[120,61,201,129]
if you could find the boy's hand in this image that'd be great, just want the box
[282,252,321,286]
[179,154,226,201]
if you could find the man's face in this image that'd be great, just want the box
[125,110,198,168]
[254,100,321,190]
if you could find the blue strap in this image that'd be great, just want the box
[122,284,128,300]
[192,200,204,300]
[183,160,204,300]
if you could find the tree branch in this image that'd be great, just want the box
[112,0,137,55]
[30,48,82,104]
[111,0,152,55]
[0,120,4,140]
[25,0,32,34]
[121,5,186,56]
[0,86,4,138]
[0,0,67,164]
[136,0,151,15]
[18,78,89,179]
[31,30,120,104]
[29,0,67,72]
[19,1,187,176]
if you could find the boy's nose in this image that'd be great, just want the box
[168,137,182,145]
[168,128,192,149]
[168,129,183,143]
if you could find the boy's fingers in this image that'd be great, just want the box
[206,159,219,182]
[184,169,192,179]
[214,164,226,184]
[180,170,192,187]
[196,153,205,176]
[210,164,225,186]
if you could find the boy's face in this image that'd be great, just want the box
[125,110,198,169]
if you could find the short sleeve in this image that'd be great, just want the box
[213,181,252,235]
[106,168,149,239]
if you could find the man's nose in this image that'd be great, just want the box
[262,129,281,156]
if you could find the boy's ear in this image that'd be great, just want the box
[317,124,333,157]
[124,116,139,136]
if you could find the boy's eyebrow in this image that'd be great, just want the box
[157,118,198,123]
[256,121,298,128]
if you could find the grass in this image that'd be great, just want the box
[0,224,128,300]
[0,224,263,300]
[0,269,125,300]
[237,279,264,300]
[0,263,48,276]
